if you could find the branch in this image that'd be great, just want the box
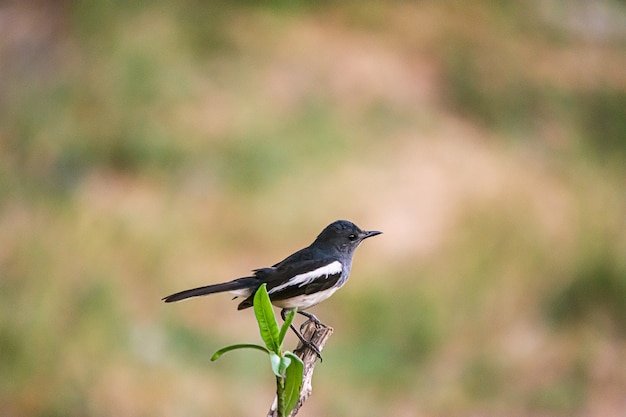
[267,321,334,417]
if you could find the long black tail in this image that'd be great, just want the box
[162,277,258,303]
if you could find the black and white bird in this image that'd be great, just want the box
[163,220,381,357]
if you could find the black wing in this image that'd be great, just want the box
[266,258,343,300]
[237,252,342,309]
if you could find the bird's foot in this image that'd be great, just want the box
[301,318,326,331]
[297,310,325,329]
[295,338,323,361]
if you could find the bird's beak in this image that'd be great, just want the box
[361,230,382,239]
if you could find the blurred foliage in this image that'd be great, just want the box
[546,250,626,335]
[335,287,440,385]
[577,89,626,161]
[1,0,626,416]
[444,53,626,163]
[525,361,587,413]
[461,354,504,401]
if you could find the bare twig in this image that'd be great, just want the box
[267,321,334,417]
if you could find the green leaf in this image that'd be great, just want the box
[269,352,293,377]
[253,283,281,353]
[278,308,296,346]
[279,355,292,376]
[283,352,304,415]
[269,352,282,377]
[210,343,269,361]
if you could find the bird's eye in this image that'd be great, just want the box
[348,234,358,241]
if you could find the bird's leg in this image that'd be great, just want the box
[296,310,325,328]
[281,308,323,360]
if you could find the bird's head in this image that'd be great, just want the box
[313,220,382,253]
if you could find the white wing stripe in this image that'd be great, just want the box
[268,261,342,294]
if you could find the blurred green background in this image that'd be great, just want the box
[1,1,625,416]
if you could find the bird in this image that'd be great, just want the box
[163,219,382,358]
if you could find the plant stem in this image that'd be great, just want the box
[276,375,286,417]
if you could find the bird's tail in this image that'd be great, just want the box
[162,277,258,303]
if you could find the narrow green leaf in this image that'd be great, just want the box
[253,283,281,353]
[210,343,269,361]
[269,352,294,378]
[278,308,296,346]
[269,352,282,377]
[283,352,304,415]
[279,355,292,376]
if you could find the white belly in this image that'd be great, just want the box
[271,287,340,310]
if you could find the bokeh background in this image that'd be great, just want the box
[1,1,625,416]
